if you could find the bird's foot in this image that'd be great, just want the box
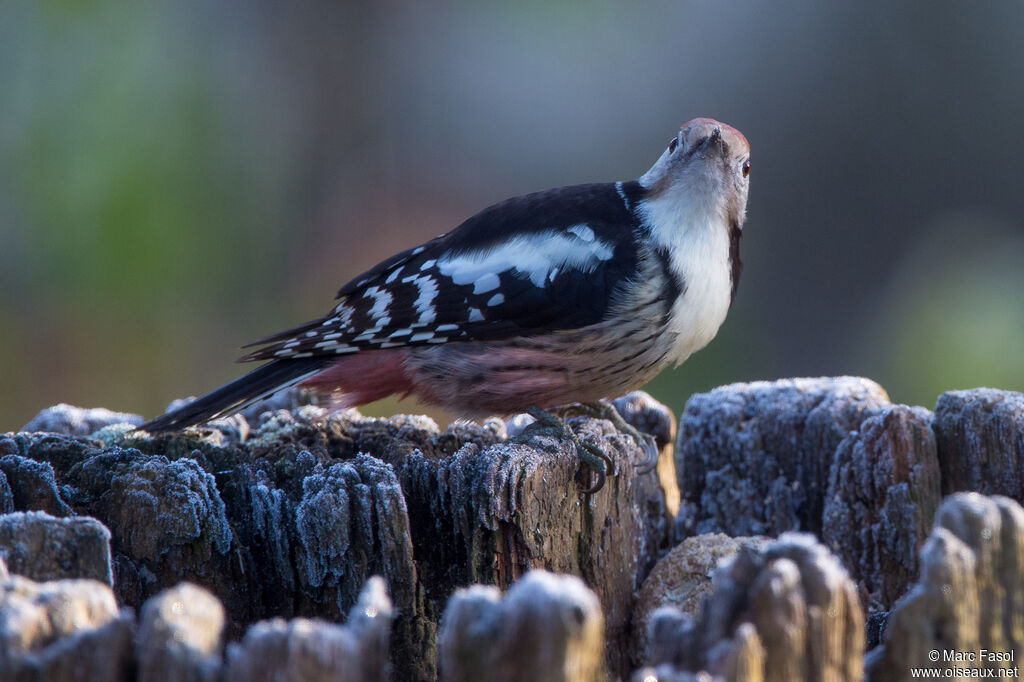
[551,401,659,475]
[510,406,613,494]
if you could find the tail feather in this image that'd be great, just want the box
[139,358,328,432]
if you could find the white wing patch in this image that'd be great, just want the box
[251,225,619,361]
[324,304,355,330]
[363,286,393,326]
[436,228,613,289]
[413,275,438,323]
[567,224,595,242]
[472,273,500,294]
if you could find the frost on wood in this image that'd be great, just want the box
[137,583,225,682]
[933,389,1024,498]
[398,409,667,677]
[0,569,391,682]
[19,403,143,437]
[639,533,864,682]
[677,376,890,538]
[5,381,1024,680]
[292,454,421,677]
[438,570,605,682]
[0,454,73,517]
[0,511,112,585]
[0,562,135,682]
[678,378,944,611]
[4,391,673,681]
[866,493,1024,681]
[68,449,233,609]
[822,405,941,606]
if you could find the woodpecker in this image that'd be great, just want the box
[142,118,751,489]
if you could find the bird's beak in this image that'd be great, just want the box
[700,127,724,156]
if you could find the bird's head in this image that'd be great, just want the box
[639,118,751,230]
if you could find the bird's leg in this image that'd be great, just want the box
[552,401,660,474]
[511,406,612,494]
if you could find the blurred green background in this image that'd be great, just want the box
[3,1,1023,431]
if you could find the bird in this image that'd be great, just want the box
[141,117,751,492]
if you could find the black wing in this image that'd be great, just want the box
[241,182,646,361]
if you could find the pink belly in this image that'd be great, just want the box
[299,329,668,418]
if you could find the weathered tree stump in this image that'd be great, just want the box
[866,493,1024,681]
[137,583,225,682]
[630,533,771,668]
[438,570,604,682]
[223,576,394,682]
[1,391,674,681]
[636,533,864,682]
[822,405,941,607]
[677,378,945,612]
[677,377,891,538]
[0,560,135,681]
[0,511,112,585]
[933,389,1024,497]
[2,382,1024,680]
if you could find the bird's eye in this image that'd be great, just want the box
[668,137,678,153]
[742,160,751,178]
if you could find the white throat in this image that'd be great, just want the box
[638,187,733,365]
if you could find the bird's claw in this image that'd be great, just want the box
[553,401,660,475]
[517,406,614,494]
[575,440,610,495]
[512,402,658,494]
[634,433,660,474]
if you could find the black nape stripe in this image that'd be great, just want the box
[617,180,646,214]
[728,223,742,305]
[653,247,685,322]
